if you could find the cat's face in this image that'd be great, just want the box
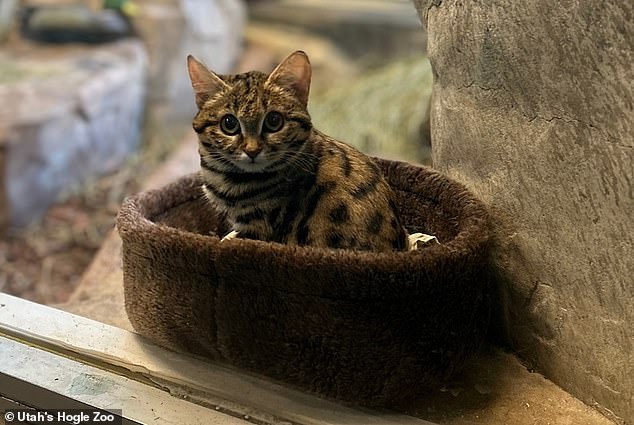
[188,51,313,173]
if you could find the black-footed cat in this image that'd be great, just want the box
[187,51,408,252]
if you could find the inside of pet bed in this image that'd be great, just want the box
[151,177,464,250]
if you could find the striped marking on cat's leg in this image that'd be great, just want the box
[407,232,439,251]
[328,143,352,177]
[296,182,336,245]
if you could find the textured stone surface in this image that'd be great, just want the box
[413,0,633,423]
[0,40,146,229]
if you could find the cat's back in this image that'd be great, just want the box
[296,131,406,251]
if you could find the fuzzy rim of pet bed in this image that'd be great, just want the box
[117,158,492,406]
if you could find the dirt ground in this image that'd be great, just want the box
[0,158,146,304]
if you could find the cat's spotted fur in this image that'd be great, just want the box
[187,51,407,252]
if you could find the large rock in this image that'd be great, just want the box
[0,40,146,229]
[413,0,633,423]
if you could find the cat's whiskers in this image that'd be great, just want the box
[281,152,316,175]
[288,149,321,171]
[202,149,244,172]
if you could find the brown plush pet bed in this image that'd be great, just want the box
[117,158,491,406]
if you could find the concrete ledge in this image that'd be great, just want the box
[3,293,433,424]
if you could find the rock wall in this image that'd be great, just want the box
[0,40,147,228]
[413,0,633,423]
[0,0,245,230]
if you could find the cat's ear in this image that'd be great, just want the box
[187,55,229,109]
[267,51,312,107]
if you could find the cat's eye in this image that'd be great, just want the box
[220,114,240,135]
[263,111,284,133]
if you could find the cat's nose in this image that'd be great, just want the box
[243,145,263,159]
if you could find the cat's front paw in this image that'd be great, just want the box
[221,230,240,242]
[407,232,439,251]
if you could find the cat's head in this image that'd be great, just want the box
[187,51,313,173]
